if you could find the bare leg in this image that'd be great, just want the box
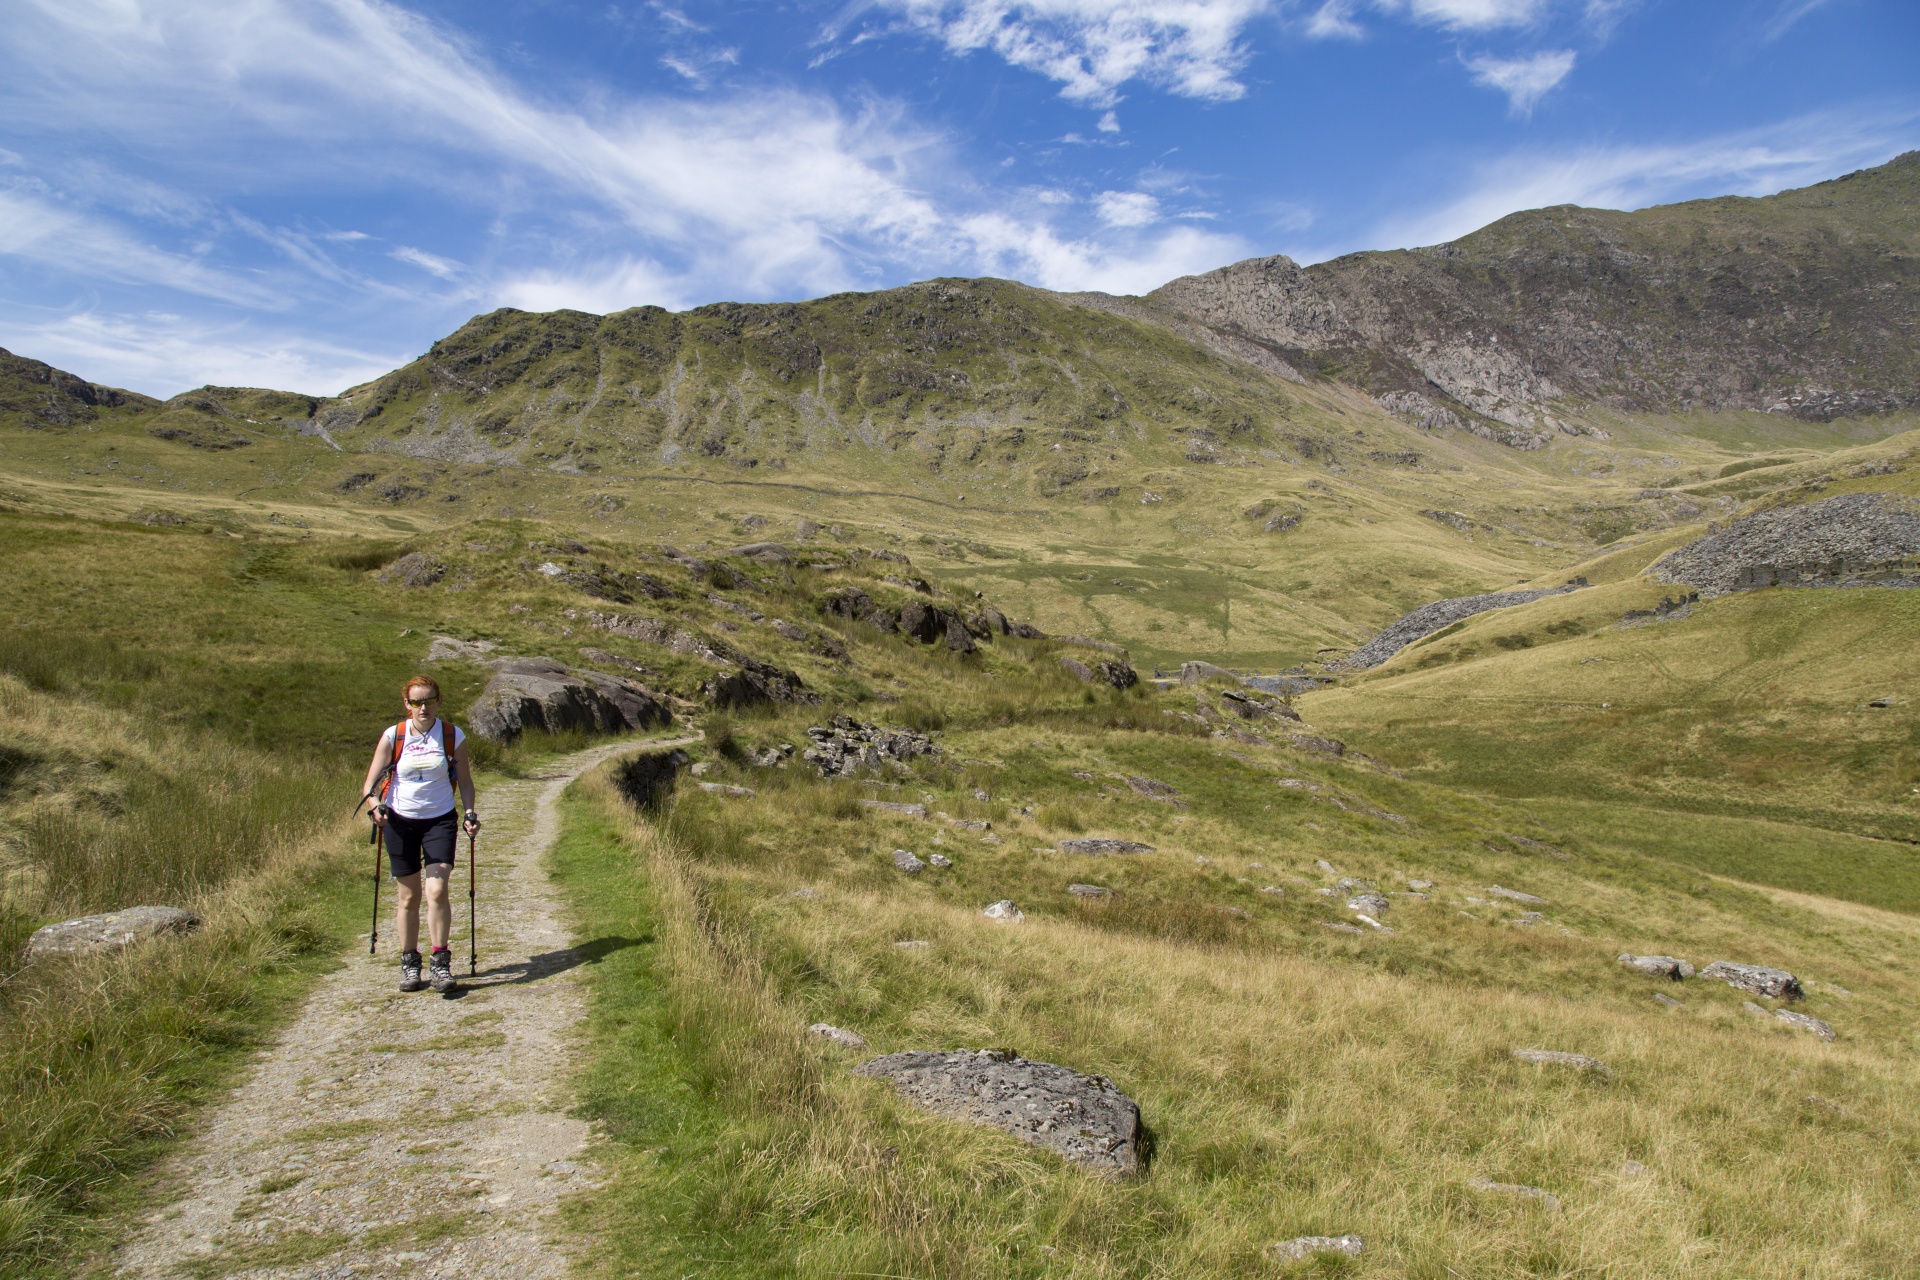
[394,872,423,953]
[421,865,453,951]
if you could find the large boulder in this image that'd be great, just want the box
[25,906,201,961]
[852,1048,1142,1176]
[469,658,671,742]
[1700,961,1803,1000]
[1619,954,1694,980]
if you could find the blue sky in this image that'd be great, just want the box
[1,0,1915,397]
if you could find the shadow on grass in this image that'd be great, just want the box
[462,934,649,989]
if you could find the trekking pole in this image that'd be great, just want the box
[467,827,478,975]
[369,820,386,955]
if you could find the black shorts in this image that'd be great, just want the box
[384,809,459,879]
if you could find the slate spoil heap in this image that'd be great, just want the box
[852,1049,1142,1177]
[1653,492,1920,596]
[802,715,940,776]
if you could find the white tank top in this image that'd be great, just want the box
[383,720,464,818]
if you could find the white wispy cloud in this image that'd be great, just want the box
[0,0,1244,385]
[1363,107,1920,252]
[0,309,408,398]
[0,184,278,306]
[1465,48,1576,114]
[1396,0,1546,29]
[1096,190,1162,226]
[865,0,1276,105]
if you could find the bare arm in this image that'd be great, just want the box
[455,737,481,832]
[361,733,395,823]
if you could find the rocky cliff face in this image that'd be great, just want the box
[1148,151,1920,446]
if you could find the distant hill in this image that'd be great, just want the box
[1143,151,1920,449]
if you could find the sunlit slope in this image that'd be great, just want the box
[1303,530,1920,853]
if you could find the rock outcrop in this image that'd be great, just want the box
[851,1048,1142,1176]
[1511,1049,1613,1078]
[802,716,940,776]
[467,657,672,742]
[1266,1236,1364,1262]
[1058,838,1155,856]
[1619,954,1694,980]
[24,906,201,961]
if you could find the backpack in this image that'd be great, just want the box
[383,719,460,803]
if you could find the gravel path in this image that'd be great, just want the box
[114,737,688,1280]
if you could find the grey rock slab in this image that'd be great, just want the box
[1653,993,1684,1009]
[1619,954,1694,980]
[892,849,927,875]
[1700,961,1804,1000]
[982,900,1025,923]
[808,1023,869,1050]
[1265,1235,1364,1262]
[1466,1178,1562,1212]
[1058,838,1155,856]
[851,1048,1141,1176]
[861,800,929,818]
[928,853,953,869]
[1774,1010,1836,1040]
[1067,884,1114,899]
[1347,892,1390,915]
[1512,1049,1613,1078]
[1314,859,1338,874]
[25,906,201,961]
[1488,885,1548,905]
[696,782,756,798]
[1322,922,1368,935]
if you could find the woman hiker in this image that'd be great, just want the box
[361,675,481,993]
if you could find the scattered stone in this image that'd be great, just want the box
[1058,838,1155,856]
[946,817,991,832]
[697,782,756,798]
[1265,1236,1364,1262]
[1347,892,1390,915]
[25,906,202,961]
[1179,660,1235,683]
[804,715,940,777]
[982,900,1025,923]
[790,888,819,899]
[727,541,793,563]
[851,1048,1141,1176]
[1651,492,1920,596]
[892,849,927,875]
[1260,885,1285,897]
[689,760,712,776]
[1511,1049,1613,1078]
[980,833,1002,845]
[1068,884,1113,898]
[1701,961,1804,1001]
[807,1023,868,1050]
[1314,859,1338,874]
[1514,912,1546,927]
[1335,584,1585,670]
[1653,993,1684,1009]
[1620,1160,1649,1178]
[1619,954,1694,980]
[1466,1178,1562,1212]
[1407,879,1433,891]
[928,853,953,869]
[1488,885,1548,905]
[1322,922,1367,935]
[1125,776,1184,803]
[1194,856,1212,866]
[1287,734,1346,756]
[1060,656,1097,683]
[425,634,500,662]
[1353,914,1393,933]
[1868,696,1895,709]
[1774,1010,1836,1040]
[862,800,930,819]
[1805,1094,1848,1115]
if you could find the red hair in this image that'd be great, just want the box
[402,674,442,702]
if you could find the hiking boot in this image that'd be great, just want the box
[429,948,458,993]
[399,950,426,992]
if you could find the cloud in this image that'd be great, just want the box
[0,309,406,398]
[1465,48,1576,115]
[1096,190,1161,226]
[1761,0,1836,42]
[1398,0,1546,29]
[0,184,278,305]
[866,0,1276,105]
[962,213,1245,293]
[391,245,464,279]
[1365,107,1920,252]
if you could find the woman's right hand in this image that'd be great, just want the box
[369,803,389,827]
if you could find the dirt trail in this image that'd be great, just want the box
[115,737,687,1280]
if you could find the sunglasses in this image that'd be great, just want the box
[406,697,440,708]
